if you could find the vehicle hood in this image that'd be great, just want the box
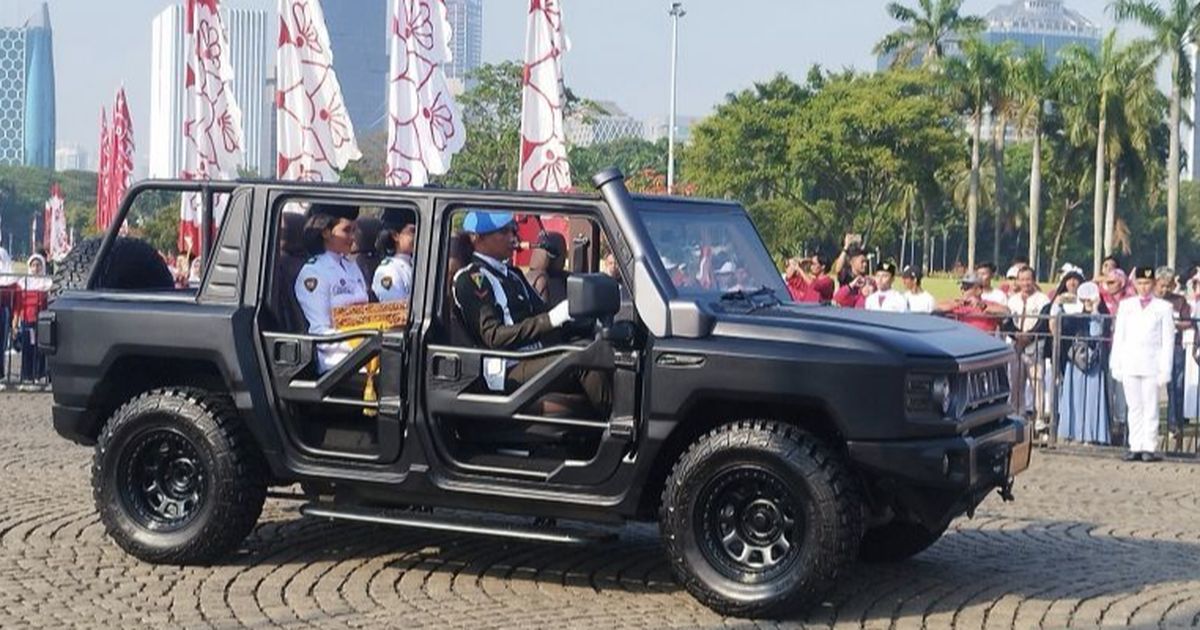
[708,302,1010,366]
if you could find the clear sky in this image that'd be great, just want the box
[1,0,1127,171]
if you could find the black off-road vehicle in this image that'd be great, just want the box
[42,169,1029,617]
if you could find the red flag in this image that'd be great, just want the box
[109,88,135,226]
[96,108,111,230]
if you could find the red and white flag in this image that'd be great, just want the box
[109,88,135,224]
[276,0,361,186]
[385,0,464,187]
[179,0,245,255]
[96,108,112,230]
[45,184,71,262]
[518,0,571,194]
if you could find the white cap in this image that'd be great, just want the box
[1077,281,1101,302]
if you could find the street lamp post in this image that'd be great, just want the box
[667,2,685,195]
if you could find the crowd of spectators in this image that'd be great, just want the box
[0,245,52,389]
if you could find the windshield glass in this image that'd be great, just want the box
[641,206,790,301]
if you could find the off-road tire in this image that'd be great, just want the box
[93,388,267,564]
[660,420,864,618]
[858,520,947,563]
[52,236,174,298]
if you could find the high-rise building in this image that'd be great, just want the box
[0,2,54,169]
[149,5,271,179]
[54,145,87,171]
[446,0,483,84]
[323,0,389,133]
[566,101,644,147]
[876,1,1099,69]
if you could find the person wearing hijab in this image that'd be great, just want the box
[1053,279,1111,444]
[13,254,52,385]
[294,204,371,373]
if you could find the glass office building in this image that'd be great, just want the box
[983,0,1100,61]
[0,2,55,169]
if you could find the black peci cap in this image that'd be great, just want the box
[307,203,359,222]
[878,261,897,276]
[1133,266,1154,280]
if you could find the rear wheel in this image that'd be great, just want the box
[93,388,266,564]
[858,520,947,563]
[660,420,864,618]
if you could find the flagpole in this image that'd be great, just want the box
[666,2,685,195]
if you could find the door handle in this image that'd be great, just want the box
[431,353,461,380]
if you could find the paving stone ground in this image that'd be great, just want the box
[2,393,1199,629]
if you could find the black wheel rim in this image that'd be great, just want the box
[696,465,805,582]
[118,428,208,532]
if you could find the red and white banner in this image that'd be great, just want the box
[518,0,571,194]
[109,88,135,225]
[44,184,71,262]
[276,0,361,186]
[96,108,112,230]
[179,0,245,256]
[385,0,464,187]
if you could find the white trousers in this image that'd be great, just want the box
[1122,376,1161,453]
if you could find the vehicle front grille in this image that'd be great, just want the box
[964,366,1010,411]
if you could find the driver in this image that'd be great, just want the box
[452,211,609,411]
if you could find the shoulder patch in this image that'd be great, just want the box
[470,272,485,289]
[381,276,393,290]
[304,277,318,293]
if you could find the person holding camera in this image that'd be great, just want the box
[935,272,1009,333]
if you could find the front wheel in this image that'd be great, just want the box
[660,420,864,618]
[93,388,267,564]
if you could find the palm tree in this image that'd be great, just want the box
[1012,46,1053,275]
[946,38,1004,269]
[1111,0,1200,270]
[1102,47,1164,257]
[988,44,1018,266]
[875,0,986,69]
[1058,33,1129,277]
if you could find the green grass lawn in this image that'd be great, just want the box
[921,276,961,302]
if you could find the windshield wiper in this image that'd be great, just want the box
[719,286,780,312]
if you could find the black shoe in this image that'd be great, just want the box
[1141,452,1162,463]
[1122,451,1141,462]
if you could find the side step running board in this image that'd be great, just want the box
[300,503,617,546]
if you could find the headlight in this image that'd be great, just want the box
[906,374,955,417]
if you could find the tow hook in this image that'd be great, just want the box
[996,478,1016,502]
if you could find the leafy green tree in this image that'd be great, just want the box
[569,137,668,183]
[1111,0,1200,269]
[874,0,986,69]
[1012,45,1054,271]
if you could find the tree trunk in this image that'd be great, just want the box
[1028,126,1042,278]
[1168,58,1181,270]
[1104,160,1118,257]
[969,106,982,269]
[1091,97,1107,278]
[1050,199,1074,279]
[922,198,932,273]
[992,114,1008,267]
[899,207,909,267]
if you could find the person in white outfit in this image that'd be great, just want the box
[864,262,908,312]
[1110,266,1176,462]
[901,266,936,313]
[373,218,416,304]
[294,204,371,374]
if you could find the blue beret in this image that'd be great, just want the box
[462,211,514,234]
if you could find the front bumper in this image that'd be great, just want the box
[847,415,1030,491]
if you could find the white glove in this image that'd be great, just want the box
[548,300,572,328]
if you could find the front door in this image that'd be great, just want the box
[421,202,641,485]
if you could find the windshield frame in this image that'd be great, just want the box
[633,197,791,303]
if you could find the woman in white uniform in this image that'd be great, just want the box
[294,204,370,373]
[372,215,416,304]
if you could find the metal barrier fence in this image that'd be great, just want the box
[941,307,1200,455]
[0,273,51,391]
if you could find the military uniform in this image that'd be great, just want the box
[453,250,609,411]
[1111,268,1176,458]
[295,251,371,373]
[373,254,414,303]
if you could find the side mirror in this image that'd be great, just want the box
[567,273,620,320]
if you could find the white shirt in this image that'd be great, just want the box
[1110,296,1175,383]
[865,289,909,312]
[905,290,936,314]
[373,254,414,303]
[982,287,1008,306]
[1007,291,1050,332]
[295,251,370,373]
